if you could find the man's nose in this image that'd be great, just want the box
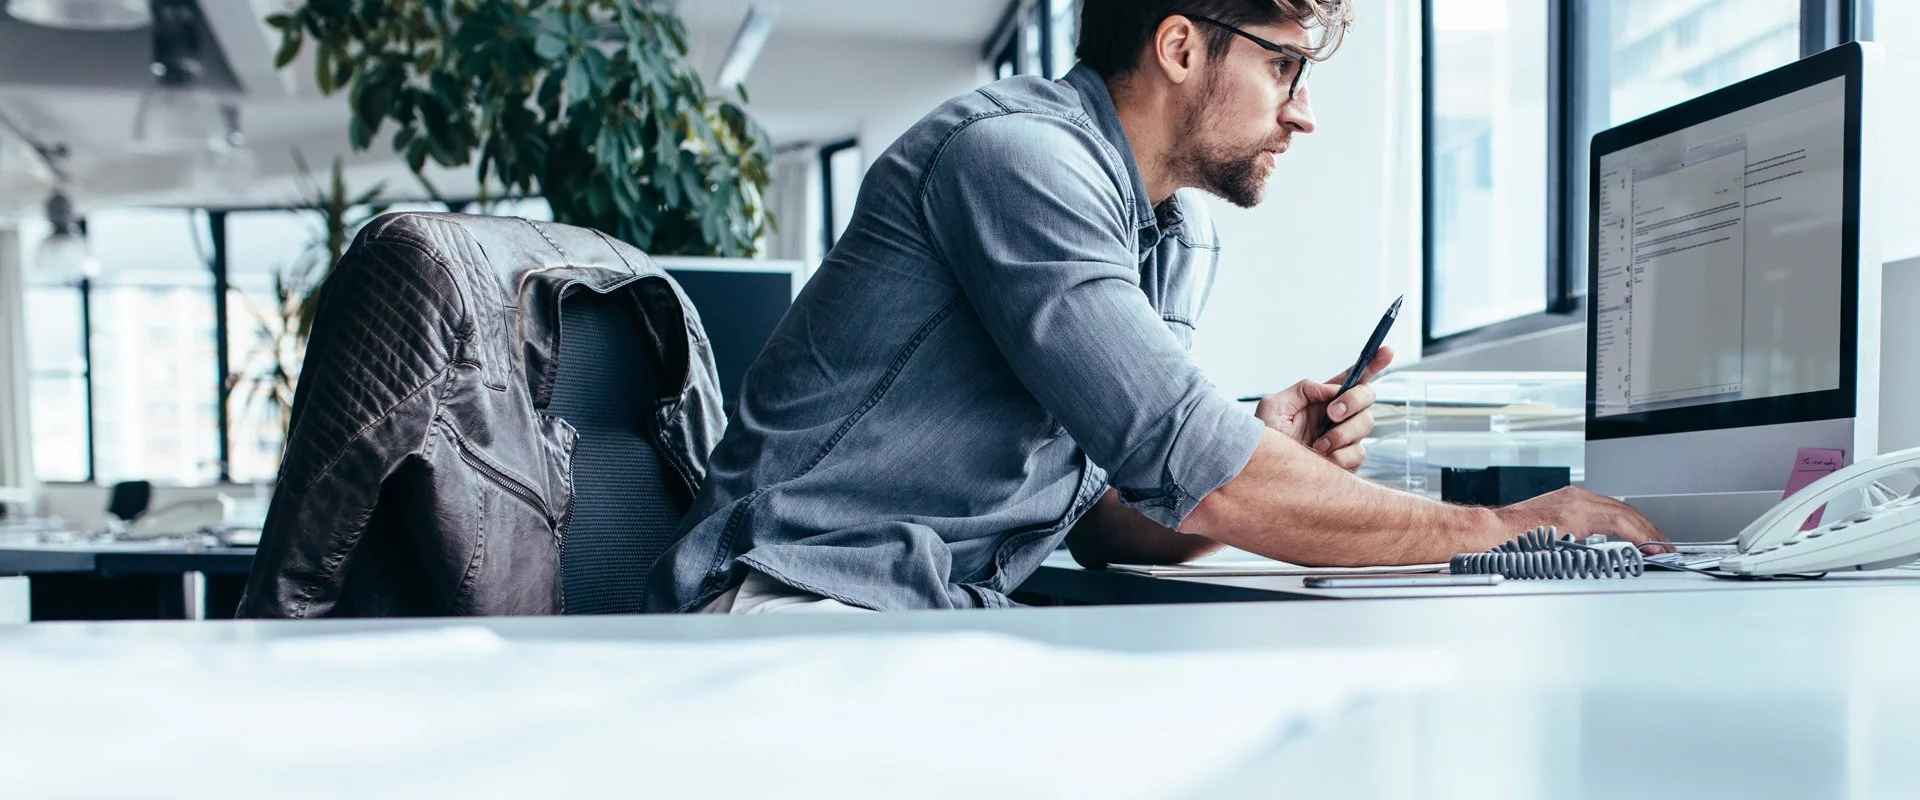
[1281,85,1316,134]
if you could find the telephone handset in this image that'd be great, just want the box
[1720,447,1920,576]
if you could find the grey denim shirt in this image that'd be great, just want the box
[644,65,1265,612]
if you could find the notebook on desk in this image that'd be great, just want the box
[1108,549,1447,578]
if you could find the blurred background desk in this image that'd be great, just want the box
[0,540,254,621]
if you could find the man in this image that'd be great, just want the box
[645,0,1665,614]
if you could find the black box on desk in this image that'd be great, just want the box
[1441,466,1571,506]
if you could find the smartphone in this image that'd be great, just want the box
[1303,574,1504,589]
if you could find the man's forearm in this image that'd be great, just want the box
[1184,428,1504,566]
[1067,489,1226,569]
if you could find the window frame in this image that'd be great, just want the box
[817,137,861,254]
[1421,0,1871,355]
[35,197,478,487]
[984,0,1074,81]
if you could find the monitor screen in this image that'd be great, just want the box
[1591,76,1848,420]
[664,267,795,410]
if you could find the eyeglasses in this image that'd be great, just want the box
[1183,14,1312,100]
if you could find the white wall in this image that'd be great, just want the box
[1875,7,1920,263]
[0,225,32,493]
[1187,1,1425,397]
[1883,256,1920,453]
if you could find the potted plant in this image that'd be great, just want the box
[265,0,775,257]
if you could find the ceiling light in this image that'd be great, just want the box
[715,5,780,91]
[5,0,150,31]
[34,189,98,283]
[131,0,228,153]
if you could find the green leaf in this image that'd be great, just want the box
[534,31,567,60]
[348,115,373,150]
[406,138,429,173]
[582,47,610,89]
[273,31,303,69]
[565,57,591,107]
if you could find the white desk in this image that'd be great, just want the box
[1018,549,1920,603]
[9,585,1920,797]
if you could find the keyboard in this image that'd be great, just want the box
[1650,546,1739,569]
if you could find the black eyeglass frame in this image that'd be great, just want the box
[1181,14,1313,99]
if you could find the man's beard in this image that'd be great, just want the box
[1171,78,1290,209]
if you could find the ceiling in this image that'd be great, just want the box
[0,4,239,92]
[670,0,1005,44]
[0,0,1007,212]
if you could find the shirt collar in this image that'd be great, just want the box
[1063,64,1161,241]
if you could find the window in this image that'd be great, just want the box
[1571,0,1802,295]
[1425,0,1550,339]
[23,281,89,483]
[819,139,863,253]
[1048,0,1079,78]
[1425,0,1854,351]
[23,201,462,486]
[83,210,221,486]
[224,210,322,484]
[988,0,1077,81]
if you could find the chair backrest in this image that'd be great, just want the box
[544,288,690,614]
[106,480,153,522]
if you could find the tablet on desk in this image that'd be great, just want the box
[1304,574,1503,589]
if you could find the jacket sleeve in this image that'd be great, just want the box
[236,229,463,618]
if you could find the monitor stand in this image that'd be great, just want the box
[1618,491,1785,544]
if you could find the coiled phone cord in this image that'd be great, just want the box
[1451,526,1646,579]
[1449,526,1826,581]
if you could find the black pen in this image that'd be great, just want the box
[1315,295,1402,438]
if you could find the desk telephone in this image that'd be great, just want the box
[1452,447,1920,579]
[1717,446,1920,576]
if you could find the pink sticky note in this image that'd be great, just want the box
[1784,447,1846,531]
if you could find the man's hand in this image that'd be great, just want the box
[1254,345,1393,472]
[1492,487,1671,551]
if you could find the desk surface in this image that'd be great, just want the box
[9,585,1920,797]
[1021,549,1920,603]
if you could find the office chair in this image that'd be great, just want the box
[241,212,718,618]
[545,288,693,614]
[106,480,153,523]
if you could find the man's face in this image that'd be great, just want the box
[1172,19,1319,209]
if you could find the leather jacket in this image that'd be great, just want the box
[238,213,725,618]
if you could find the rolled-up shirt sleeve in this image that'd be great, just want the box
[919,113,1263,529]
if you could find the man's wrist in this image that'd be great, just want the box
[1439,504,1505,558]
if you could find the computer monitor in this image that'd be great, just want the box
[654,257,806,412]
[1585,42,1885,503]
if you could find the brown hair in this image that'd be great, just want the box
[1075,0,1354,78]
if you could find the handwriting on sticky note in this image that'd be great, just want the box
[1784,447,1846,530]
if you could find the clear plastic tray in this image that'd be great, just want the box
[1360,371,1586,497]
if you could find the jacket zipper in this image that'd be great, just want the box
[553,428,579,613]
[450,434,556,527]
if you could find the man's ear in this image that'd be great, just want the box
[1151,15,1201,86]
